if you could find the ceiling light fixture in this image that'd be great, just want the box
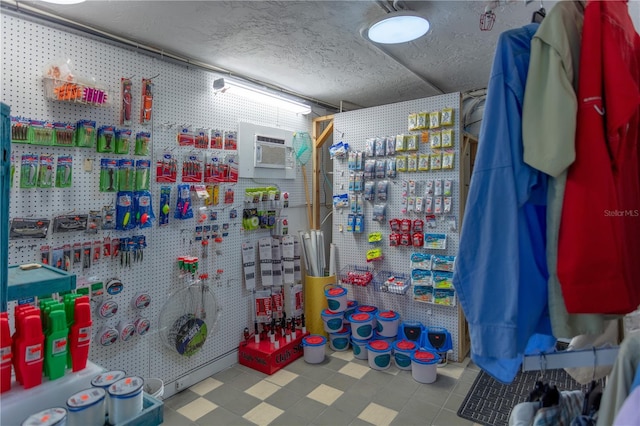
[214,78,311,115]
[39,0,87,4]
[368,11,430,44]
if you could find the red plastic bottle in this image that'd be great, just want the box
[1,312,12,393]
[69,296,92,372]
[12,305,39,384]
[15,313,44,389]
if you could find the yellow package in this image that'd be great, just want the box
[395,134,406,152]
[429,131,441,149]
[441,108,454,126]
[406,134,419,151]
[441,129,454,148]
[407,153,418,172]
[429,111,440,129]
[417,112,429,130]
[442,150,455,169]
[430,151,442,170]
[408,113,418,131]
[418,154,430,171]
[396,155,407,172]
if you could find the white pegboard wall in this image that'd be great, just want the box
[332,93,463,361]
[3,13,312,384]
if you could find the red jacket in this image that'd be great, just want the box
[558,0,640,314]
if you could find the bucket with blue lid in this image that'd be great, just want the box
[349,313,374,340]
[343,300,358,324]
[367,340,392,370]
[302,335,326,364]
[375,310,400,338]
[351,337,369,360]
[324,284,348,313]
[356,305,378,328]
[411,350,440,383]
[329,326,350,351]
[393,339,417,370]
[321,309,344,333]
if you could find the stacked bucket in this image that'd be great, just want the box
[322,285,350,351]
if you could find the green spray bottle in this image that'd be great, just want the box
[44,309,68,380]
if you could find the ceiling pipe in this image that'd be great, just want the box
[0,0,340,112]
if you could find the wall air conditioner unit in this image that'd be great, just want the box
[254,135,294,170]
[238,122,296,179]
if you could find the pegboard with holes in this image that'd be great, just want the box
[332,93,464,361]
[2,13,312,384]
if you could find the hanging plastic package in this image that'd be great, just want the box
[115,192,136,231]
[134,190,155,229]
[175,184,193,220]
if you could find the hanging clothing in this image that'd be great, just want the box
[532,390,584,426]
[597,332,640,426]
[521,0,608,339]
[557,0,640,315]
[613,386,640,426]
[453,23,555,384]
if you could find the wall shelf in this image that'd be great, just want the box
[7,264,76,303]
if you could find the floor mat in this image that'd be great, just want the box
[457,368,593,426]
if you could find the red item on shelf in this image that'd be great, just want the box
[1,313,12,393]
[69,296,92,372]
[15,313,44,389]
[12,305,39,384]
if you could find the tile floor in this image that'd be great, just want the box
[161,348,483,426]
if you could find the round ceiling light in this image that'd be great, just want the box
[368,12,430,44]
[39,0,86,4]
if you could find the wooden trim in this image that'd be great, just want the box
[311,115,334,229]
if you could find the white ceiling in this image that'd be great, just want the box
[12,0,640,111]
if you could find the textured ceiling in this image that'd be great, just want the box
[12,0,640,110]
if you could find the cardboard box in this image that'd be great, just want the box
[238,331,308,375]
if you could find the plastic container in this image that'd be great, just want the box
[302,335,326,364]
[321,309,344,333]
[393,339,417,370]
[355,305,378,329]
[91,370,126,415]
[372,330,395,345]
[107,376,144,425]
[349,313,373,340]
[21,407,67,426]
[411,350,440,383]
[328,327,350,351]
[343,300,358,325]
[367,340,392,370]
[351,337,369,360]
[143,378,164,400]
[66,387,105,426]
[324,285,348,313]
[397,321,423,343]
[376,310,400,338]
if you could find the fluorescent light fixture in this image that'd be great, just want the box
[220,79,311,115]
[39,0,87,4]
[368,12,430,44]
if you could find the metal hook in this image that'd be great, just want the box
[149,74,160,80]
[539,353,547,380]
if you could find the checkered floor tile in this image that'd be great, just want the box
[163,348,479,426]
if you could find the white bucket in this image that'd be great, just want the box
[329,327,351,351]
[66,387,106,426]
[349,313,373,340]
[324,284,348,313]
[107,376,144,425]
[366,340,392,370]
[411,350,440,384]
[375,310,400,338]
[302,335,326,364]
[143,378,164,399]
[321,309,344,333]
[356,305,378,329]
[343,300,358,325]
[351,337,369,360]
[392,339,417,370]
